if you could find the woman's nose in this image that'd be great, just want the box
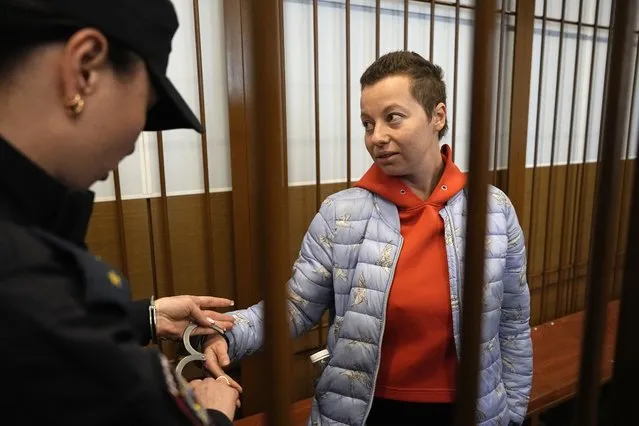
[372,126,390,146]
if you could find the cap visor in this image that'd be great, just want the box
[144,63,203,133]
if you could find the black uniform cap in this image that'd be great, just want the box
[0,0,202,133]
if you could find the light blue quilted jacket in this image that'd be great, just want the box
[226,185,533,426]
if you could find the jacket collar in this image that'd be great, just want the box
[372,185,467,234]
[0,135,95,246]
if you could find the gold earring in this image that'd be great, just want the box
[66,94,85,115]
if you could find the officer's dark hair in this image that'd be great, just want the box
[360,51,448,140]
[0,0,138,84]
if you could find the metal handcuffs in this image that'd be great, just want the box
[175,323,205,377]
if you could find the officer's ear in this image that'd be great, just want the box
[59,28,110,104]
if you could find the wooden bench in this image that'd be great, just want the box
[235,301,619,425]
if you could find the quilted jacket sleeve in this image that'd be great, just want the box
[225,198,336,362]
[500,200,533,425]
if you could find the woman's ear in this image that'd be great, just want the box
[58,28,110,102]
[432,102,447,132]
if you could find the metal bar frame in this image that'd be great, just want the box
[572,1,637,424]
[248,0,293,424]
[453,2,498,425]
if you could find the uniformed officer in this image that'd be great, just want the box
[0,0,241,424]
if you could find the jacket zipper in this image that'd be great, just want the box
[361,235,404,425]
[444,205,463,360]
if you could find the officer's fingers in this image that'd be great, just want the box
[188,379,203,389]
[192,296,235,309]
[187,311,234,336]
[203,376,238,395]
[202,310,235,329]
[190,307,234,332]
[217,375,243,394]
[233,380,243,394]
[190,326,219,338]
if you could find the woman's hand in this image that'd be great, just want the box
[202,334,243,393]
[154,295,236,340]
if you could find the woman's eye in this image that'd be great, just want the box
[362,121,374,132]
[387,113,402,123]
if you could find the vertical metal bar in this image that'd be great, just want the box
[313,0,321,210]
[559,0,585,316]
[569,0,602,312]
[492,5,506,187]
[610,39,639,300]
[112,167,129,278]
[375,0,381,59]
[530,0,548,322]
[453,2,497,425]
[429,0,435,61]
[541,0,566,322]
[507,0,535,221]
[609,123,639,426]
[346,0,352,187]
[146,197,160,304]
[193,0,216,295]
[452,0,460,161]
[225,0,265,413]
[250,0,292,424]
[572,1,637,424]
[156,131,175,297]
[279,0,289,189]
[587,5,615,306]
[403,0,409,51]
[146,196,161,351]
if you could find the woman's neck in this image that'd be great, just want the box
[401,148,445,200]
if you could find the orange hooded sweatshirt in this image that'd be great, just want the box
[355,144,466,403]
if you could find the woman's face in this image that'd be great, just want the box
[360,75,445,179]
[55,29,155,189]
[76,60,154,186]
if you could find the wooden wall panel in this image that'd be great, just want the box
[150,194,235,300]
[86,202,121,269]
[120,201,157,299]
[154,196,207,297]
[88,193,235,302]
[87,199,155,301]
[523,161,635,325]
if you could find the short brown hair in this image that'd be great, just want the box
[360,51,448,139]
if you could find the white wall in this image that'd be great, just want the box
[92,0,637,202]
[92,0,231,201]
[527,0,638,168]
[283,0,515,183]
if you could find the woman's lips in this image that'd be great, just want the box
[376,152,398,162]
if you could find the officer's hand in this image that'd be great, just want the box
[203,334,243,393]
[155,295,236,340]
[190,377,240,421]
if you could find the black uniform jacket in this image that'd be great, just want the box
[0,136,232,426]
